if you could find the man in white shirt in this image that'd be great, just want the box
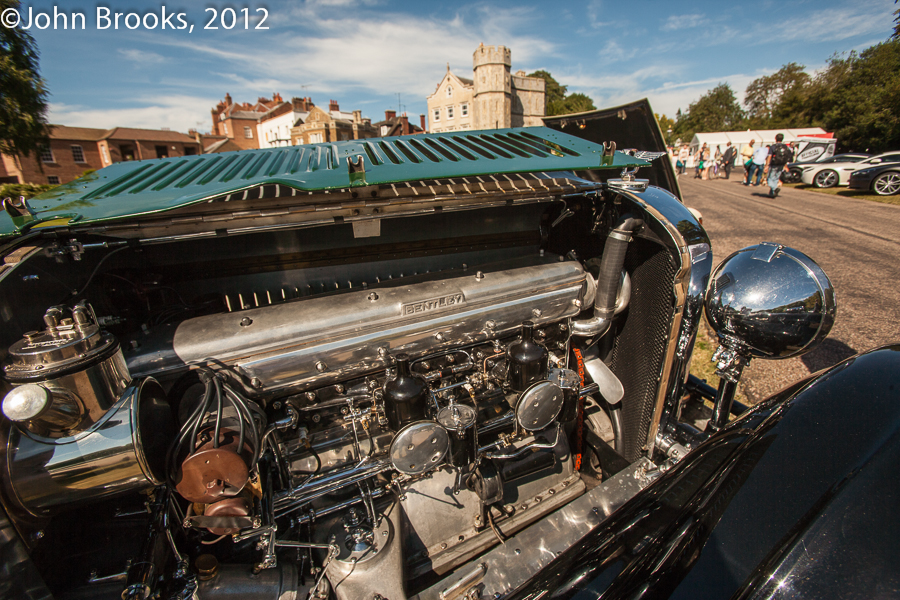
[746,145,769,186]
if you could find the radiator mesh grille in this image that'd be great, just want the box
[608,239,678,462]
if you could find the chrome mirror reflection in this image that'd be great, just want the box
[702,242,836,431]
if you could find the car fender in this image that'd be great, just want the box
[514,344,900,599]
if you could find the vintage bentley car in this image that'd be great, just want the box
[0,106,896,600]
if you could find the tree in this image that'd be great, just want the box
[556,93,596,115]
[810,40,900,152]
[655,113,675,144]
[673,83,744,141]
[894,0,899,40]
[744,63,810,126]
[527,70,597,116]
[0,0,50,161]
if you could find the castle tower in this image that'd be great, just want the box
[473,44,512,130]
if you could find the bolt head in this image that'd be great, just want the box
[316,361,327,372]
[368,292,379,301]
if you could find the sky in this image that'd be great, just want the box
[13,0,897,133]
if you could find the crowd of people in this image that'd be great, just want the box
[671,134,795,198]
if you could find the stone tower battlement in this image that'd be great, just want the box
[427,44,544,133]
[472,44,511,69]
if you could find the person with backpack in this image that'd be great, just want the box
[765,133,794,198]
[721,141,737,179]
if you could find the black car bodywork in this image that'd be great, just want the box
[513,345,900,599]
[848,161,900,196]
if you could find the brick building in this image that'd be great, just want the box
[210,93,284,150]
[258,97,310,148]
[427,44,545,133]
[373,111,427,137]
[97,128,199,165]
[1,125,199,186]
[290,99,377,145]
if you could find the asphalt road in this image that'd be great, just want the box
[678,175,900,402]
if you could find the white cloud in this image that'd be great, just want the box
[586,0,613,29]
[117,48,167,64]
[49,95,218,133]
[766,3,891,43]
[145,5,555,106]
[661,14,707,31]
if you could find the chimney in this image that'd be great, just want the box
[274,92,283,103]
[292,97,308,112]
[224,93,232,106]
[420,114,426,132]
[385,110,396,121]
[401,115,409,136]
[353,110,362,124]
[329,99,339,112]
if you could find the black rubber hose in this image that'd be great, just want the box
[225,390,245,452]
[212,376,223,448]
[594,213,643,318]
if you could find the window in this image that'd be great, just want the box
[40,147,54,163]
[433,108,440,122]
[185,147,197,156]
[461,103,469,117]
[447,106,454,119]
[155,145,168,159]
[310,132,323,143]
[882,154,900,163]
[446,85,453,97]
[48,176,60,184]
[244,126,253,139]
[71,145,85,163]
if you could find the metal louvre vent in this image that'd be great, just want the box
[203,171,599,205]
[5,127,652,236]
[79,130,585,201]
[607,239,678,462]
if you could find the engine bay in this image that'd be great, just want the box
[0,192,682,600]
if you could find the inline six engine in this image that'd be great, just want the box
[1,250,625,600]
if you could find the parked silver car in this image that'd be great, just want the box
[800,152,900,188]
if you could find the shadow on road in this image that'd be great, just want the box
[801,338,858,373]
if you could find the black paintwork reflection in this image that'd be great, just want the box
[513,345,900,600]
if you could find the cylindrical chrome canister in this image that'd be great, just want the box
[2,302,131,436]
[4,377,174,515]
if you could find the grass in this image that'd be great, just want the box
[783,182,900,206]
[688,321,749,407]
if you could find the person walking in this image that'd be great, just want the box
[746,143,768,186]
[707,145,721,180]
[765,133,794,198]
[721,141,737,179]
[677,144,689,175]
[741,140,756,184]
[695,143,707,179]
